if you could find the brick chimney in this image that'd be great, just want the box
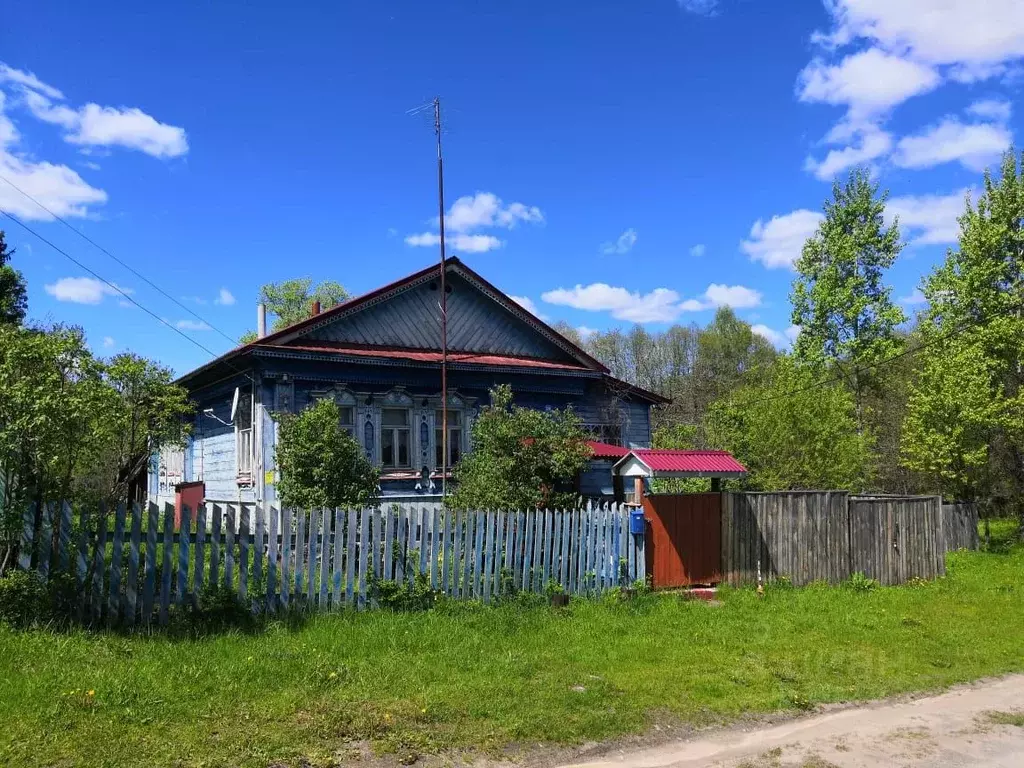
[311,300,321,317]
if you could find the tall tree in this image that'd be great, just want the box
[705,355,871,491]
[240,278,350,342]
[692,307,776,419]
[0,231,28,325]
[901,153,1024,533]
[791,169,905,428]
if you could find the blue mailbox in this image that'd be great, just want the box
[629,509,646,535]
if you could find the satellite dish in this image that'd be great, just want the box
[230,387,240,423]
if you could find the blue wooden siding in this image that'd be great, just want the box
[580,459,617,498]
[304,273,576,362]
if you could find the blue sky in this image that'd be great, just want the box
[2,1,1022,373]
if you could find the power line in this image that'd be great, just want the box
[1,210,247,372]
[0,172,242,347]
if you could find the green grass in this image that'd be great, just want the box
[1,525,1022,768]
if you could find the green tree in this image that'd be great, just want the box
[901,153,1024,533]
[692,307,776,421]
[705,356,871,491]
[791,169,905,428]
[449,385,592,510]
[240,278,350,342]
[275,398,379,509]
[0,231,28,325]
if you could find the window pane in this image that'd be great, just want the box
[382,429,395,466]
[339,406,354,426]
[397,430,409,466]
[450,429,461,465]
[435,409,461,428]
[382,408,408,427]
[435,429,443,468]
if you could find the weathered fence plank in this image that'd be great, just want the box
[267,506,279,613]
[253,504,265,594]
[91,507,108,625]
[320,508,332,608]
[176,505,190,607]
[293,508,305,599]
[159,503,173,625]
[358,508,370,610]
[224,505,236,592]
[305,507,318,605]
[125,502,143,626]
[193,505,207,606]
[38,502,54,580]
[279,508,291,609]
[107,503,126,625]
[346,508,357,606]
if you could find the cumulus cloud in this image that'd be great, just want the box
[176,319,212,331]
[689,244,706,257]
[752,324,801,348]
[887,188,972,246]
[741,209,823,270]
[577,326,599,340]
[44,276,131,305]
[215,288,236,306]
[509,295,548,321]
[600,228,637,255]
[102,336,115,348]
[405,191,542,254]
[893,117,1012,171]
[899,288,928,306]
[967,99,1012,122]
[541,281,761,323]
[804,125,892,180]
[0,61,187,220]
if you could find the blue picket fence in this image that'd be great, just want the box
[17,501,646,626]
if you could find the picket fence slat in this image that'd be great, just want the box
[125,502,143,626]
[142,503,158,624]
[224,505,236,592]
[305,508,317,605]
[59,501,73,573]
[253,504,265,594]
[159,504,173,625]
[177,506,190,608]
[442,508,452,596]
[239,505,250,602]
[279,509,291,609]
[91,508,108,625]
[108,503,126,625]
[18,503,35,572]
[38,502,54,580]
[358,509,370,610]
[346,508,357,606]
[267,506,279,613]
[293,508,305,599]
[396,506,407,584]
[384,508,395,583]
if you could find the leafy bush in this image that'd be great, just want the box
[173,583,257,633]
[847,571,879,592]
[372,573,438,612]
[0,570,47,627]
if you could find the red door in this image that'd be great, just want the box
[643,494,722,587]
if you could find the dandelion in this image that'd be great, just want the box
[86,690,95,697]
[328,672,338,679]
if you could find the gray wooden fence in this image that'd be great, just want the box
[942,503,980,551]
[16,501,644,627]
[722,492,969,587]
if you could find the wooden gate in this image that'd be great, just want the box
[642,493,722,588]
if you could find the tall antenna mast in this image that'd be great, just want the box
[434,97,449,498]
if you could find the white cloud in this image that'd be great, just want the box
[215,288,236,306]
[797,48,940,119]
[893,117,1012,171]
[443,192,543,233]
[600,228,637,255]
[785,325,801,344]
[741,209,823,270]
[900,288,927,306]
[102,336,115,348]
[815,1,1024,77]
[577,326,599,340]
[406,191,541,254]
[541,283,683,324]
[804,125,892,180]
[44,276,130,305]
[887,188,971,245]
[25,91,188,158]
[0,63,63,99]
[404,231,503,254]
[176,319,212,331]
[509,294,548,320]
[967,99,1012,122]
[689,244,706,257]
[751,324,786,347]
[677,0,717,15]
[540,281,760,323]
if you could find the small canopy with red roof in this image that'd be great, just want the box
[612,449,747,479]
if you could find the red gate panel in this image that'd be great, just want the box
[642,493,722,588]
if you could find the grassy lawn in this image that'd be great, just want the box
[1,520,1021,768]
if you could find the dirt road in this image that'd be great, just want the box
[558,675,1024,768]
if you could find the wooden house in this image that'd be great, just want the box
[148,258,666,507]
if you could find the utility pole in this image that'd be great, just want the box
[435,97,449,498]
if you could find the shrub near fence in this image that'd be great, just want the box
[15,501,645,627]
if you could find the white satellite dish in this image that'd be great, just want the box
[230,387,240,423]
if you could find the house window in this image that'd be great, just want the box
[584,422,623,446]
[236,388,254,481]
[339,406,355,437]
[435,409,462,469]
[158,445,184,494]
[381,408,411,469]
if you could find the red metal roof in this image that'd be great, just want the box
[586,440,630,459]
[265,342,592,371]
[630,449,747,474]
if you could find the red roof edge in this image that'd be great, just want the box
[586,440,630,459]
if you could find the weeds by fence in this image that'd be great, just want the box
[15,501,645,627]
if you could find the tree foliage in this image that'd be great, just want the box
[449,385,591,511]
[0,231,28,326]
[902,152,1024,522]
[791,169,905,423]
[275,398,379,509]
[705,355,871,491]
[0,325,191,570]
[240,278,351,343]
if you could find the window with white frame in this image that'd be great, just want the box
[583,422,623,446]
[235,387,254,481]
[158,445,184,494]
[381,407,411,469]
[434,409,462,469]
